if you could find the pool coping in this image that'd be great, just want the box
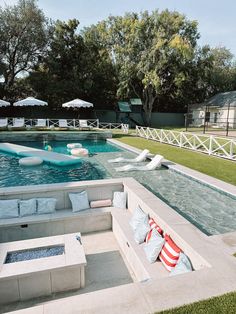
[108,138,236,197]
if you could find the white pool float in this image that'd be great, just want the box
[71,148,89,157]
[67,143,82,149]
[19,157,43,166]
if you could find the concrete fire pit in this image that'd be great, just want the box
[0,233,86,304]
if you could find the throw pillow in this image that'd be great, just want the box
[69,191,90,212]
[90,199,112,208]
[159,234,181,271]
[0,199,19,218]
[134,216,151,244]
[112,191,127,209]
[170,252,193,276]
[19,199,37,217]
[129,205,148,232]
[144,228,165,263]
[145,218,163,242]
[37,198,57,214]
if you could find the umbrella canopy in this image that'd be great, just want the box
[13,97,48,106]
[0,99,10,107]
[62,98,93,108]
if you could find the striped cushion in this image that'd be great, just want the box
[159,235,181,271]
[145,218,163,243]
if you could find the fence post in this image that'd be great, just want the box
[160,129,163,143]
[229,139,234,159]
[209,135,213,155]
[97,119,99,128]
[180,132,183,148]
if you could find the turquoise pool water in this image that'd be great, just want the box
[0,140,119,187]
[0,140,236,235]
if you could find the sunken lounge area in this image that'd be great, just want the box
[0,178,236,314]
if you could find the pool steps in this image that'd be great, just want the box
[0,142,81,166]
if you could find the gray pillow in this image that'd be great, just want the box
[143,228,165,263]
[134,216,151,244]
[170,252,193,276]
[37,198,57,214]
[19,199,37,217]
[129,205,148,232]
[113,191,127,209]
[69,191,90,212]
[0,199,19,218]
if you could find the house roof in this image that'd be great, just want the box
[205,91,236,108]
[130,98,142,105]
[117,102,132,113]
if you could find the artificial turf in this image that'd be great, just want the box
[114,134,236,186]
[157,291,236,314]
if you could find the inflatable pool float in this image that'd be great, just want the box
[67,143,82,149]
[71,148,89,157]
[19,157,43,166]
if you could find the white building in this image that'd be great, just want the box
[189,91,236,128]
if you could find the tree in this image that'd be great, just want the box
[99,10,201,124]
[0,0,51,90]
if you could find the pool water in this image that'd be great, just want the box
[0,140,236,236]
[0,140,118,187]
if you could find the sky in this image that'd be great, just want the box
[1,0,236,56]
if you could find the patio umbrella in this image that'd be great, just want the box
[0,99,10,107]
[13,97,48,107]
[62,98,93,108]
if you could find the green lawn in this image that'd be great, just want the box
[157,291,236,314]
[113,134,236,186]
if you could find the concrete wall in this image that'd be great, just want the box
[95,110,185,127]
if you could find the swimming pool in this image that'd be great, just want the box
[0,139,236,235]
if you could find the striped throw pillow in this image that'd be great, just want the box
[145,218,163,243]
[159,235,181,271]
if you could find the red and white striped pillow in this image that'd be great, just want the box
[159,234,181,271]
[145,218,163,243]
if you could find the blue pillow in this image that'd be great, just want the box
[37,198,57,214]
[113,191,127,209]
[20,199,37,217]
[0,199,19,218]
[129,205,148,232]
[143,228,165,263]
[69,191,90,212]
[134,216,151,244]
[169,252,193,276]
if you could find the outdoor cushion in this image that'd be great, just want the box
[134,215,151,244]
[113,191,127,209]
[159,234,181,271]
[69,191,90,212]
[0,199,19,218]
[19,199,37,217]
[37,198,57,214]
[129,205,148,232]
[170,252,193,276]
[143,228,165,263]
[90,199,112,208]
[145,218,163,242]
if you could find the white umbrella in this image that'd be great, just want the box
[0,99,10,107]
[13,97,48,106]
[62,98,93,108]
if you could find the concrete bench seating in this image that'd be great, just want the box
[112,208,168,281]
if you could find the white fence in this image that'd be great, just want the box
[136,126,236,161]
[2,118,129,133]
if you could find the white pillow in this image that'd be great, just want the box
[129,205,148,232]
[134,216,151,244]
[169,252,193,276]
[37,198,57,214]
[113,191,127,209]
[69,191,90,212]
[19,199,37,217]
[143,228,165,263]
[0,199,19,218]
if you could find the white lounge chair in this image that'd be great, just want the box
[115,154,163,172]
[108,149,150,163]
[79,120,92,130]
[0,118,8,130]
[10,118,25,130]
[35,119,47,128]
[58,119,69,129]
